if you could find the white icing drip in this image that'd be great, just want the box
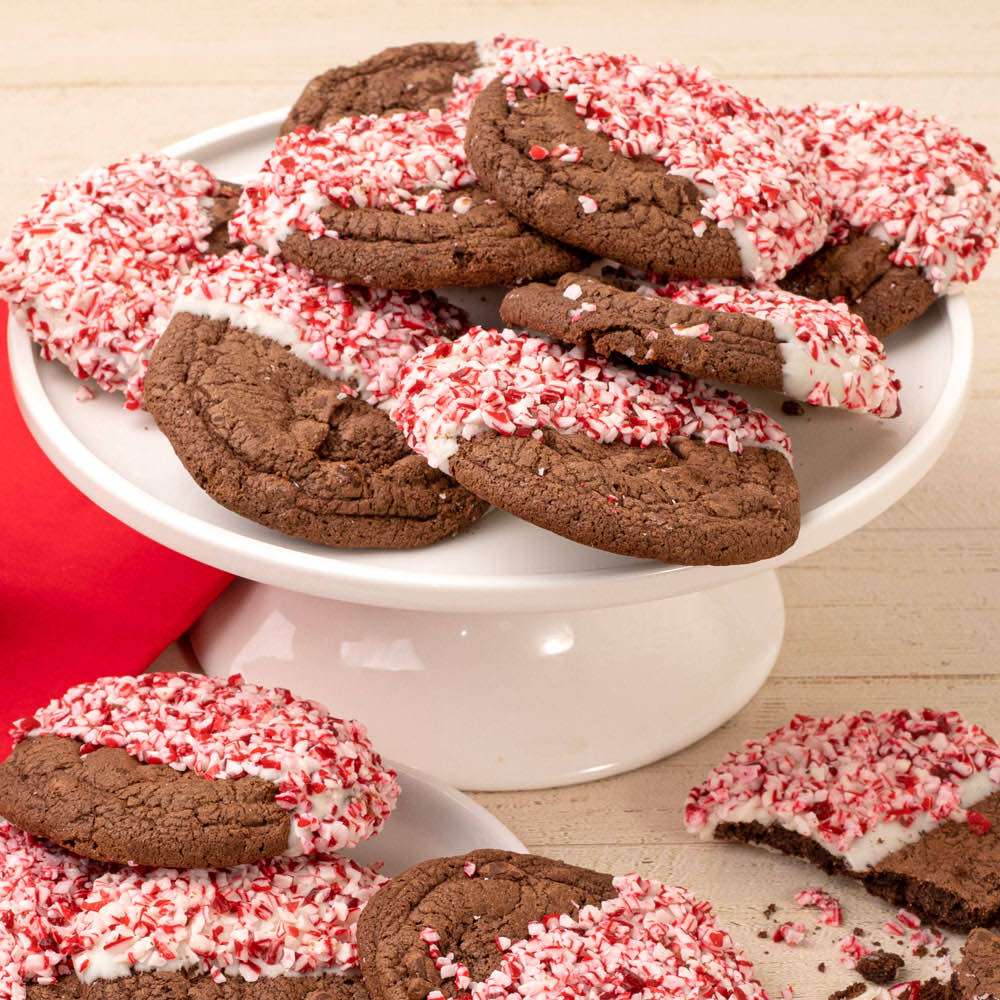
[697,771,998,872]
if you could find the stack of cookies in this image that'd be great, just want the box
[2,36,998,566]
[0,671,399,1000]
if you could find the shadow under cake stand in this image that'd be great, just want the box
[8,109,973,791]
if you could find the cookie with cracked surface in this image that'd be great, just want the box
[464,37,826,283]
[951,928,1000,999]
[686,709,1000,929]
[29,969,367,1000]
[0,816,383,1000]
[0,670,398,866]
[232,46,580,290]
[0,153,239,410]
[146,251,487,550]
[357,850,615,1000]
[775,103,1000,337]
[359,850,770,1000]
[780,233,938,340]
[501,273,900,417]
[282,42,479,133]
[390,325,799,566]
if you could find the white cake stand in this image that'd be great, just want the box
[8,109,973,791]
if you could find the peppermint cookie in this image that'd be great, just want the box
[282,42,480,133]
[145,250,487,549]
[0,153,239,409]
[502,273,901,417]
[0,671,399,868]
[0,818,383,1000]
[951,928,1000,999]
[231,49,580,290]
[685,709,1000,929]
[390,326,799,565]
[777,103,1000,336]
[357,850,768,1000]
[465,36,827,284]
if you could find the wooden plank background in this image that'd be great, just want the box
[4,2,998,993]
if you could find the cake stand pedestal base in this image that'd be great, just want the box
[191,570,784,791]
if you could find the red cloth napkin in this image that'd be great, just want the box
[0,302,233,755]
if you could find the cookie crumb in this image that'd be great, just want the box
[782,400,805,416]
[855,949,904,985]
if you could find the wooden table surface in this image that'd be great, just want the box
[5,2,998,994]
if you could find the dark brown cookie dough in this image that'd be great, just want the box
[854,950,904,986]
[357,850,615,1000]
[279,187,582,291]
[145,313,487,549]
[29,970,366,1000]
[780,233,937,339]
[446,427,799,566]
[500,273,784,393]
[0,733,288,868]
[466,79,745,280]
[951,928,1000,999]
[715,790,1000,930]
[204,180,242,255]
[282,42,480,134]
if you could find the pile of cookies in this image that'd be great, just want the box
[2,37,998,565]
[0,672,997,999]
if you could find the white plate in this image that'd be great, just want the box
[345,760,524,875]
[8,109,973,614]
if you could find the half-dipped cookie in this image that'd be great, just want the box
[466,36,828,284]
[0,817,383,1000]
[146,250,487,549]
[777,103,1000,337]
[0,671,399,868]
[233,45,580,289]
[390,326,799,565]
[358,850,768,1000]
[502,273,901,417]
[282,42,480,133]
[0,153,239,409]
[685,708,1000,929]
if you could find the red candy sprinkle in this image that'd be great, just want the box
[389,326,792,474]
[685,709,1000,871]
[795,887,843,927]
[967,809,993,835]
[776,102,1000,292]
[0,154,224,409]
[13,672,400,857]
[0,820,384,1000]
[490,36,828,282]
[652,281,901,418]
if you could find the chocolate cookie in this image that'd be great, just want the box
[951,928,1000,999]
[390,325,799,566]
[776,102,1000,336]
[357,851,615,1000]
[686,709,1000,929]
[0,153,239,409]
[780,233,938,340]
[502,273,901,417]
[29,970,366,1000]
[232,46,580,290]
[147,251,487,549]
[0,671,399,866]
[359,851,770,1000]
[0,817,383,999]
[282,42,480,133]
[465,38,827,284]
